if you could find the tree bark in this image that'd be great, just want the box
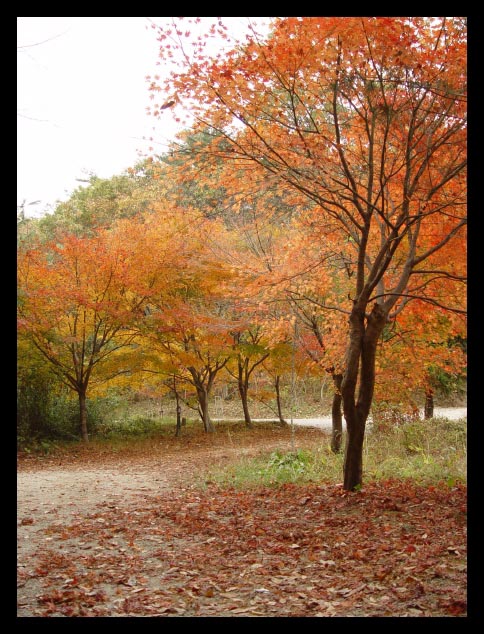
[342,410,366,490]
[275,376,287,425]
[79,390,89,443]
[237,358,253,427]
[197,386,215,432]
[342,302,387,491]
[424,388,434,420]
[331,373,343,453]
[175,390,182,437]
[238,381,253,427]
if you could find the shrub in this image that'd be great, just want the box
[370,401,420,433]
[402,422,427,454]
[17,377,117,447]
[93,415,175,439]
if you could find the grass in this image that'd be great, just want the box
[203,416,467,489]
[94,415,182,439]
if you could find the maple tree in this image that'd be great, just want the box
[289,300,346,452]
[146,306,234,433]
[372,301,467,417]
[226,325,270,427]
[259,218,351,451]
[149,16,467,490]
[16,217,175,441]
[273,191,466,429]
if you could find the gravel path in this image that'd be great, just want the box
[229,406,467,430]
[289,406,467,429]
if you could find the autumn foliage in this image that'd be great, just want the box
[16,18,468,621]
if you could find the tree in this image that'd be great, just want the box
[149,17,467,489]
[155,311,233,433]
[35,168,162,238]
[372,300,467,420]
[17,337,66,442]
[264,218,352,452]
[289,298,346,453]
[227,325,270,427]
[17,222,159,441]
[260,340,293,425]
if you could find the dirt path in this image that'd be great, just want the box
[18,428,323,616]
[218,407,468,429]
[17,444,268,559]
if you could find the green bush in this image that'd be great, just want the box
[263,449,313,478]
[16,370,77,445]
[402,422,427,454]
[17,376,117,447]
[93,415,175,439]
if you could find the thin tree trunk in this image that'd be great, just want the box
[79,390,89,443]
[424,388,434,419]
[237,358,253,427]
[239,381,253,427]
[331,373,343,453]
[275,376,287,425]
[174,389,182,437]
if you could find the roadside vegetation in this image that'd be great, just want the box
[205,416,467,489]
[18,390,467,490]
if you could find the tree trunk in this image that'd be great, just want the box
[424,388,434,419]
[238,381,253,427]
[331,373,343,454]
[342,302,387,491]
[237,358,253,427]
[198,386,215,432]
[79,391,89,443]
[175,390,182,437]
[275,376,287,425]
[343,410,366,490]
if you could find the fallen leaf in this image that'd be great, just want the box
[20,517,35,525]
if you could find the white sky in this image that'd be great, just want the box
[17,17,268,217]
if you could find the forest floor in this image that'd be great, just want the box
[17,424,467,618]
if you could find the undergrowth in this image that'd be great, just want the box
[204,416,467,488]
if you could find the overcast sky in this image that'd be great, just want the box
[17,17,267,217]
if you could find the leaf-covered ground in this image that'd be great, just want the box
[17,427,467,617]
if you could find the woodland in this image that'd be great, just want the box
[17,17,467,617]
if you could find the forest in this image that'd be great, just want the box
[17,17,467,617]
